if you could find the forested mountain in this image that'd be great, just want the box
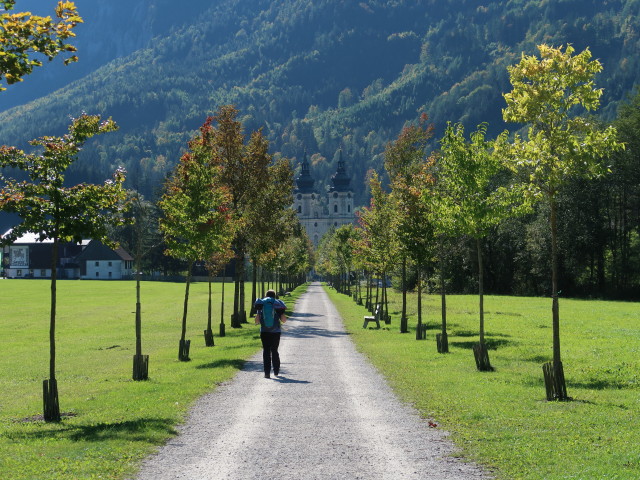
[0,0,214,110]
[1,0,639,206]
[2,0,640,298]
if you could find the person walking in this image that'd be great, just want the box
[254,289,287,378]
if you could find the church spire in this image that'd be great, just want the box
[295,151,316,194]
[330,149,351,192]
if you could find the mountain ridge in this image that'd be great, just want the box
[0,0,639,208]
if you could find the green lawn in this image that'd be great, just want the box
[325,286,640,480]
[0,279,306,480]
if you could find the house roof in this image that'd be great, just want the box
[114,246,134,262]
[75,240,133,262]
[1,229,90,246]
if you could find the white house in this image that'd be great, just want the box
[1,230,132,279]
[75,240,133,280]
[1,230,88,279]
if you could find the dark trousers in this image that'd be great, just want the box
[260,332,281,375]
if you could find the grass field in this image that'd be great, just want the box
[325,286,640,480]
[0,279,306,480]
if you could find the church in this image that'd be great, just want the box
[293,152,356,247]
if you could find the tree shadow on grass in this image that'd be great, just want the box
[491,311,523,317]
[523,355,549,363]
[195,358,248,370]
[450,338,513,350]
[452,330,512,339]
[8,417,177,442]
[67,418,177,442]
[452,330,477,337]
[420,321,442,330]
[568,378,638,390]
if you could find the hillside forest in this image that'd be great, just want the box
[1,0,640,299]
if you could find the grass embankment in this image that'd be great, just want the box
[0,280,306,480]
[325,286,640,480]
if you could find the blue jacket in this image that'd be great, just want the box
[254,297,286,333]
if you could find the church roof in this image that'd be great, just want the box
[295,153,316,194]
[330,151,351,192]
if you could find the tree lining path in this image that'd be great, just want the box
[134,282,489,479]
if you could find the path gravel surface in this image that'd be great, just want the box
[133,282,490,479]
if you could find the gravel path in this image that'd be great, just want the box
[133,282,489,480]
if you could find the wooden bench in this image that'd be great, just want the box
[363,304,381,329]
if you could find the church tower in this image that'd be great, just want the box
[293,151,356,247]
[328,150,354,219]
[293,153,316,218]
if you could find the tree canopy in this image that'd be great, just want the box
[0,1,81,91]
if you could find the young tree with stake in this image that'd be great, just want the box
[384,115,435,335]
[499,44,624,399]
[438,122,516,370]
[159,118,234,361]
[0,114,126,421]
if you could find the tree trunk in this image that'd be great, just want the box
[547,196,568,399]
[132,246,149,380]
[347,268,351,296]
[207,278,213,332]
[474,237,492,371]
[232,251,241,327]
[179,262,193,361]
[438,253,449,354]
[204,278,214,346]
[50,237,58,384]
[232,266,240,328]
[382,273,390,324]
[250,259,258,315]
[401,257,408,333]
[219,275,226,337]
[416,263,424,340]
[477,237,485,345]
[135,265,142,357]
[44,236,61,422]
[374,275,380,314]
[365,271,371,310]
[240,260,247,323]
[132,354,149,381]
[550,199,561,365]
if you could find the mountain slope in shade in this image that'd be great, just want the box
[0,0,638,207]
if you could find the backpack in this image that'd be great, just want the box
[260,297,277,328]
